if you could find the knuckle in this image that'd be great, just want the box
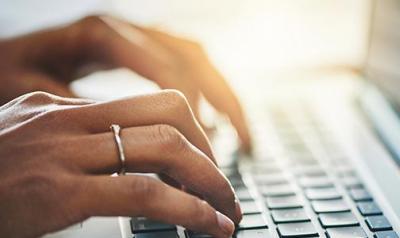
[75,15,111,47]
[78,15,106,29]
[155,124,188,155]
[21,91,56,105]
[161,89,192,115]
[131,176,159,199]
[194,199,213,225]
[17,170,56,197]
[130,177,162,209]
[162,89,187,104]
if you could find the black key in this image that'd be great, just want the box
[326,226,367,238]
[357,201,382,216]
[349,188,372,201]
[366,216,392,231]
[305,187,342,200]
[265,195,303,209]
[271,208,310,223]
[241,200,262,215]
[238,214,268,230]
[299,176,333,188]
[131,217,176,233]
[319,212,359,228]
[135,231,179,238]
[260,184,296,197]
[235,188,254,201]
[229,177,245,187]
[312,199,350,213]
[277,222,318,238]
[236,229,271,238]
[375,231,399,238]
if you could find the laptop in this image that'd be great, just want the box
[46,0,400,237]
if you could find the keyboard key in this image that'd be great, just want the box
[292,157,319,166]
[229,177,245,187]
[236,229,271,238]
[131,217,176,233]
[375,231,399,238]
[326,226,367,238]
[349,188,372,201]
[251,164,282,174]
[305,187,342,200]
[238,214,268,230]
[319,212,359,228]
[221,167,239,176]
[265,195,303,209]
[366,216,392,231]
[277,222,318,238]
[135,231,179,238]
[299,176,333,188]
[254,174,288,185]
[235,188,254,201]
[260,184,296,197]
[357,201,382,216]
[185,231,213,238]
[312,199,350,213]
[241,200,262,214]
[292,165,326,177]
[341,175,362,188]
[336,167,356,177]
[271,208,310,223]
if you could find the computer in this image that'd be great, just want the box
[46,0,400,237]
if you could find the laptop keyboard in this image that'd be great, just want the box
[130,106,398,238]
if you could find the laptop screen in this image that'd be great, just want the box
[365,0,400,110]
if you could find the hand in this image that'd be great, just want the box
[0,15,252,152]
[0,90,241,238]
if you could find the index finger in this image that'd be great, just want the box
[135,28,252,152]
[79,175,235,238]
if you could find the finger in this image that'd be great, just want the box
[79,175,234,237]
[134,27,252,152]
[1,71,77,104]
[61,124,240,222]
[80,16,177,84]
[200,69,252,153]
[75,90,217,164]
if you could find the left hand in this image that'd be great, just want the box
[0,15,252,152]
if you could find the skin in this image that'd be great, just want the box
[0,15,252,152]
[0,15,252,238]
[0,90,242,238]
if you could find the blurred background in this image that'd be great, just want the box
[0,0,372,110]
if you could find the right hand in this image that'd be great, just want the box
[0,90,241,238]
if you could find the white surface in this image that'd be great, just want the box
[43,217,120,238]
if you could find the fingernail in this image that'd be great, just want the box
[216,211,234,236]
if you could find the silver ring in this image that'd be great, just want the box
[110,124,126,175]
